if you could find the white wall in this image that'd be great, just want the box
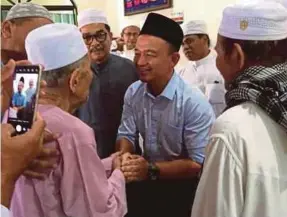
[1,0,240,67]
[106,0,241,67]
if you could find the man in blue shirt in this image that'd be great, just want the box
[12,81,26,109]
[116,13,215,217]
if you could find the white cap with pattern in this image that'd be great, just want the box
[5,2,52,22]
[77,8,108,29]
[25,23,88,71]
[181,20,208,36]
[219,1,287,41]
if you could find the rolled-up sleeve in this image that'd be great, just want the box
[184,95,215,164]
[117,86,137,147]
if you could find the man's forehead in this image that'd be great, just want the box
[124,26,140,33]
[80,23,106,34]
[136,35,167,49]
[183,34,199,41]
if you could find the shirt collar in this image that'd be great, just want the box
[123,45,135,52]
[144,72,178,100]
[194,49,216,68]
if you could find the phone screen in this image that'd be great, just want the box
[7,65,42,135]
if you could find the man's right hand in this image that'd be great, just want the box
[23,130,60,180]
[1,113,46,182]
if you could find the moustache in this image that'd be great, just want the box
[90,46,104,53]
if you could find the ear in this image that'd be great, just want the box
[233,43,245,70]
[171,52,180,67]
[1,21,13,39]
[69,68,81,95]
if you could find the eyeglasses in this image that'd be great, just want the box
[123,32,139,38]
[82,31,107,45]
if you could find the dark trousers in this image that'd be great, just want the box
[125,178,198,217]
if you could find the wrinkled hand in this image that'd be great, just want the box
[1,113,46,182]
[112,151,123,171]
[121,152,132,165]
[121,155,148,182]
[23,130,60,180]
[116,37,124,51]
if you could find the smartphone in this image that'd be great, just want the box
[7,65,42,135]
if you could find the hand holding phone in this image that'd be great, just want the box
[7,65,42,135]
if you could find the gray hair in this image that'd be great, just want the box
[41,54,89,87]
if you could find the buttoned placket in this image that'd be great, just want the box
[144,95,163,162]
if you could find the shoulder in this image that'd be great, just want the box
[39,105,95,142]
[210,102,286,159]
[125,80,145,98]
[110,54,136,69]
[212,102,262,136]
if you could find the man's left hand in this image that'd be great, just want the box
[23,130,60,180]
[121,155,148,182]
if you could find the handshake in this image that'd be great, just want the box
[111,152,149,183]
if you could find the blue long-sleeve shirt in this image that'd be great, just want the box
[117,72,215,163]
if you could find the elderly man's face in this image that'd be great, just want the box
[1,17,52,55]
[215,35,243,83]
[72,58,93,107]
[29,79,34,88]
[18,81,24,92]
[182,34,208,61]
[122,26,140,50]
[80,23,112,64]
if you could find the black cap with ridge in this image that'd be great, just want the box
[140,13,184,51]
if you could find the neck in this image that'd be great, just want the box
[125,45,134,51]
[199,48,210,60]
[39,88,76,114]
[147,72,173,96]
[1,48,27,63]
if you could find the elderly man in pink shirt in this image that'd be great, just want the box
[10,23,127,217]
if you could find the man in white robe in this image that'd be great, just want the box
[180,20,226,117]
[191,1,287,217]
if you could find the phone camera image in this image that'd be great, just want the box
[8,66,40,135]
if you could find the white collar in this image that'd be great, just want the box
[194,49,216,68]
[123,45,135,52]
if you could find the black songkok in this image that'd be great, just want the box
[140,13,184,51]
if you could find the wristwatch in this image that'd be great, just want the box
[147,162,160,181]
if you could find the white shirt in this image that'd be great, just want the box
[178,50,226,117]
[120,46,135,62]
[1,205,10,217]
[191,102,287,217]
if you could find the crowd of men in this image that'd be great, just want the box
[1,1,287,217]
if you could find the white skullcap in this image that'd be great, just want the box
[219,1,287,41]
[5,2,52,22]
[25,23,88,71]
[181,20,208,36]
[77,8,108,29]
[121,19,139,31]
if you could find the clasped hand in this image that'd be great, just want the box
[114,153,148,183]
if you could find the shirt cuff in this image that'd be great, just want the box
[111,168,125,181]
[101,156,113,177]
